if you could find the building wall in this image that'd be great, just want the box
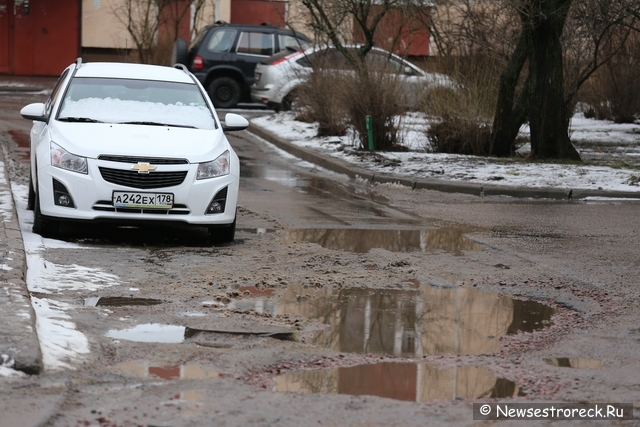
[1,0,81,76]
[81,0,129,49]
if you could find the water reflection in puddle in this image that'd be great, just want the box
[275,363,524,401]
[283,228,482,254]
[106,323,185,343]
[229,284,554,356]
[84,296,163,307]
[114,360,220,380]
[544,358,604,369]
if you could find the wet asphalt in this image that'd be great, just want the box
[1,75,639,393]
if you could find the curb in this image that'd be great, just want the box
[248,123,640,200]
[0,143,42,375]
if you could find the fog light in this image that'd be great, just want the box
[206,201,223,214]
[52,178,75,208]
[205,187,228,215]
[57,194,72,207]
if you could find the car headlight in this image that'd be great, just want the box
[50,142,88,174]
[197,150,230,180]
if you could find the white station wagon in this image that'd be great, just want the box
[21,59,248,243]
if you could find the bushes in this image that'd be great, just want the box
[295,55,407,150]
[293,53,504,155]
[341,65,407,151]
[421,57,499,156]
[578,36,640,124]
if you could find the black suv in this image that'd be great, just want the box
[173,22,310,108]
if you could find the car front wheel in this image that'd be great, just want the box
[208,217,236,245]
[27,171,35,211]
[33,192,59,238]
[208,77,241,109]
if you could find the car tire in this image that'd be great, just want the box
[208,216,236,245]
[208,77,241,109]
[172,38,188,65]
[27,171,35,211]
[33,192,59,238]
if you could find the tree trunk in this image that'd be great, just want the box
[490,30,530,157]
[526,0,581,161]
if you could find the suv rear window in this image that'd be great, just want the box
[207,29,237,52]
[237,32,274,56]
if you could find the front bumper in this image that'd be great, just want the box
[37,159,238,226]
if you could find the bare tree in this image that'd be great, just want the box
[490,0,640,159]
[300,0,432,64]
[112,0,207,64]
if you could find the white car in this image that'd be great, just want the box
[250,45,453,111]
[20,59,248,243]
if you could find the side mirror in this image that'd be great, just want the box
[222,113,249,132]
[20,103,47,122]
[403,66,414,76]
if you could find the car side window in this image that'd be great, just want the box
[46,69,70,117]
[237,32,274,56]
[278,34,305,52]
[367,52,403,72]
[206,29,237,53]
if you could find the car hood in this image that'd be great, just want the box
[49,122,227,163]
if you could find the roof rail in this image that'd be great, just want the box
[173,63,199,86]
[173,63,189,73]
[75,57,83,69]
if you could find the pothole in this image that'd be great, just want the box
[275,362,524,401]
[113,360,220,380]
[106,324,185,343]
[83,296,164,307]
[229,283,555,356]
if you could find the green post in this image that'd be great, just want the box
[365,115,374,152]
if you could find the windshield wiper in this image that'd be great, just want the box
[119,121,196,129]
[58,117,103,123]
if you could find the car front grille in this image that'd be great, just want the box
[93,200,190,215]
[98,167,188,189]
[98,155,189,165]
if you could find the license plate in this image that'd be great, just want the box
[112,191,174,209]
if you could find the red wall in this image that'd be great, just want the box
[2,0,80,76]
[354,6,431,57]
[158,0,191,44]
[230,0,286,27]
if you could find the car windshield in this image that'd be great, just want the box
[58,77,217,130]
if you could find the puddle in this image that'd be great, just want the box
[275,362,524,401]
[228,283,555,356]
[106,324,185,343]
[544,358,604,369]
[283,228,482,254]
[84,296,163,307]
[114,360,220,380]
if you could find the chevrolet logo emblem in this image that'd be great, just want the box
[131,163,157,174]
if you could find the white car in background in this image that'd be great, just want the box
[20,59,248,243]
[250,45,453,111]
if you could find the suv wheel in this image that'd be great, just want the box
[209,77,241,108]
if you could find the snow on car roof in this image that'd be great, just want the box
[74,62,195,84]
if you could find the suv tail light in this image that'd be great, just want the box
[193,55,204,70]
